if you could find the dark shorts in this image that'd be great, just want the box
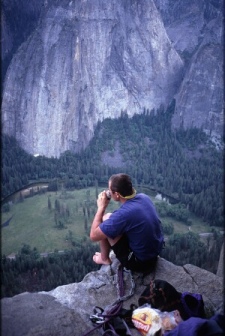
[111,235,158,274]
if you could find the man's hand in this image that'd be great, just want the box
[97,190,110,210]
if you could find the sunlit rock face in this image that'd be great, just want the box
[1,0,184,157]
[1,0,223,158]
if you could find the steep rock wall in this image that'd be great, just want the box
[2,0,184,157]
[154,0,223,135]
[1,0,223,158]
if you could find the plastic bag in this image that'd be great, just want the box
[132,304,183,336]
[132,305,162,336]
[160,310,182,333]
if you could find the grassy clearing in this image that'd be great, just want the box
[1,187,118,256]
[1,187,209,256]
[159,214,212,235]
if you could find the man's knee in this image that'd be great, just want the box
[103,213,112,221]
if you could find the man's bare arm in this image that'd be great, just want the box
[90,191,109,241]
[90,209,108,241]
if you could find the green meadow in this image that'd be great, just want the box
[1,187,119,256]
[1,187,211,256]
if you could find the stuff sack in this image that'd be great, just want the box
[180,292,205,320]
[138,279,205,320]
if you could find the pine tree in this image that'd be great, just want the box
[48,196,52,210]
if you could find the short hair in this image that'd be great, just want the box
[109,173,133,197]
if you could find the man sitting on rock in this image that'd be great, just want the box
[90,173,164,273]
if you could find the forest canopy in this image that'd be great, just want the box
[1,101,224,298]
[2,101,224,227]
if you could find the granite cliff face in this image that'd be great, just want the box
[154,0,223,135]
[1,256,224,336]
[1,0,223,157]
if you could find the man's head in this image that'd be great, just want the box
[108,173,133,197]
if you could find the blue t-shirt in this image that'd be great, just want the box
[99,193,164,261]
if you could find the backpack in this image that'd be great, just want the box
[138,279,205,320]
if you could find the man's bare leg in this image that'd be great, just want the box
[93,237,122,265]
[93,212,120,265]
[93,212,122,265]
[93,212,112,264]
[93,238,112,265]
